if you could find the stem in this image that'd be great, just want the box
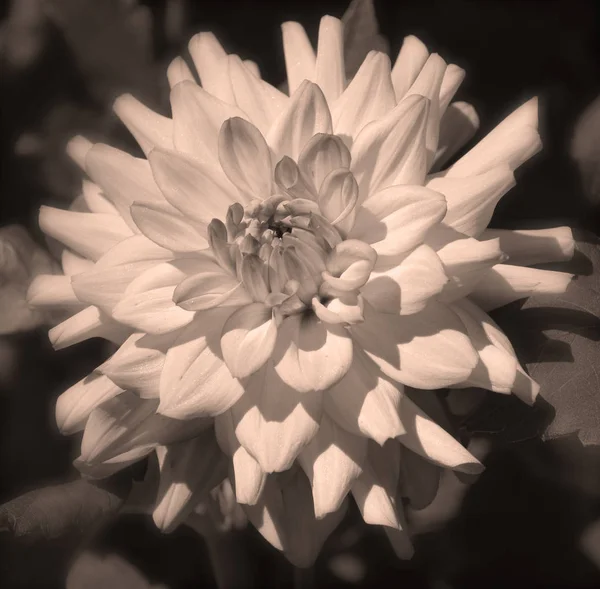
[205,531,253,589]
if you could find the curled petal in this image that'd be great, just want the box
[318,168,358,235]
[298,133,351,194]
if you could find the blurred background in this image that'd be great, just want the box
[2,0,600,587]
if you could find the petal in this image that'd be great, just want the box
[169,80,248,164]
[298,414,366,518]
[281,21,316,94]
[113,94,173,155]
[231,363,322,472]
[350,185,447,258]
[188,32,232,103]
[317,168,358,235]
[439,64,466,114]
[67,135,93,171]
[158,308,245,419]
[56,372,124,435]
[112,260,201,334]
[166,56,195,88]
[153,431,227,533]
[27,274,80,307]
[434,101,480,170]
[314,16,345,104]
[85,144,166,230]
[396,393,483,474]
[350,94,429,198]
[272,313,353,393]
[221,303,277,379]
[332,51,396,141]
[469,264,573,311]
[81,180,118,215]
[479,227,575,267]
[218,117,273,200]
[391,35,429,100]
[322,238,377,292]
[228,55,289,135]
[399,448,442,511]
[298,133,351,194]
[242,476,286,551]
[360,244,448,315]
[39,206,132,261]
[99,331,179,399]
[130,203,208,253]
[351,301,478,389]
[49,306,130,350]
[267,80,332,161]
[61,249,94,276]
[325,347,405,444]
[426,165,515,237]
[447,97,541,177]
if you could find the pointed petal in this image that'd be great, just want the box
[169,80,248,164]
[469,264,573,311]
[113,94,173,156]
[351,301,478,389]
[49,306,130,350]
[188,32,232,103]
[166,56,195,88]
[427,165,515,237]
[350,94,429,198]
[447,98,541,177]
[479,227,574,267]
[267,80,332,160]
[67,135,93,171]
[81,180,118,215]
[231,363,322,472]
[130,203,208,252]
[272,313,353,393]
[439,64,466,112]
[99,331,179,399]
[325,347,406,444]
[27,274,80,307]
[56,373,124,435]
[112,260,201,334]
[61,249,94,276]
[332,51,395,141]
[153,431,227,533]
[350,185,447,258]
[434,101,480,170]
[315,16,345,104]
[298,133,351,194]
[39,206,132,261]
[391,35,429,100]
[298,415,366,518]
[228,55,289,135]
[396,393,483,473]
[399,447,442,510]
[219,117,273,200]
[242,476,286,551]
[85,144,166,230]
[158,309,245,419]
[361,244,447,315]
[281,21,316,94]
[221,303,277,379]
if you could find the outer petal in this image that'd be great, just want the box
[188,32,233,103]
[325,347,405,444]
[158,308,244,419]
[391,35,429,100]
[434,101,480,170]
[314,16,345,104]
[231,362,322,473]
[351,301,478,389]
[272,313,353,393]
[281,21,316,94]
[298,414,366,518]
[27,275,80,307]
[360,244,448,315]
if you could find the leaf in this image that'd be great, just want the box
[66,551,168,589]
[342,0,389,78]
[0,477,130,540]
[464,231,600,446]
[0,224,57,335]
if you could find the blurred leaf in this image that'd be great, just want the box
[66,551,168,589]
[0,477,129,540]
[342,0,389,78]
[0,224,57,335]
[465,232,600,446]
[571,95,600,205]
[43,0,159,105]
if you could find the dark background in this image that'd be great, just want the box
[2,1,600,587]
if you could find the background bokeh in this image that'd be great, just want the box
[2,1,600,587]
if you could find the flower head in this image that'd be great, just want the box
[30,13,574,565]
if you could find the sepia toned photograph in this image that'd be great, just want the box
[1,0,600,587]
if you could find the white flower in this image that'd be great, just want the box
[29,14,574,566]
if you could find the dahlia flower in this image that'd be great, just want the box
[28,13,575,566]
